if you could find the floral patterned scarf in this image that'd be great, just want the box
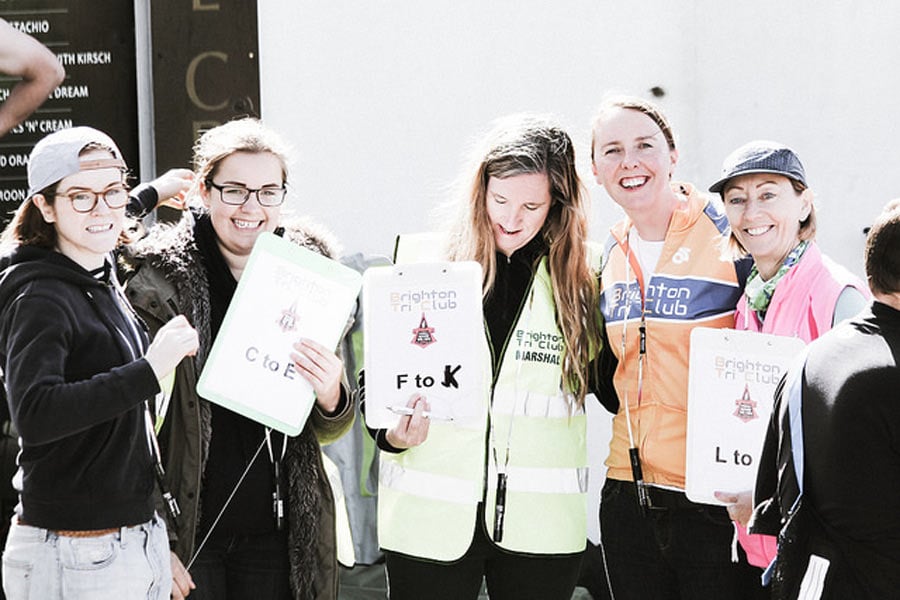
[745,240,810,322]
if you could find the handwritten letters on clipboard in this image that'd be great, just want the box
[685,327,805,505]
[197,233,362,435]
[363,261,485,428]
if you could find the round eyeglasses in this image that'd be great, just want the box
[207,181,287,207]
[55,186,130,213]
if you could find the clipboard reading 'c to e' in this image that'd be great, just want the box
[196,232,362,436]
[362,261,485,429]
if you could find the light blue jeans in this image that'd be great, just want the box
[1,514,171,600]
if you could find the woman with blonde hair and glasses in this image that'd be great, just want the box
[123,118,353,600]
[366,113,603,600]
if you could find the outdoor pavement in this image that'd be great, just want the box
[338,562,596,599]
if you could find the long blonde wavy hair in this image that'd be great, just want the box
[445,114,601,408]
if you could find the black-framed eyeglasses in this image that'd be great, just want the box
[55,186,130,213]
[207,181,287,207]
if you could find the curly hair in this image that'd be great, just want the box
[187,117,293,205]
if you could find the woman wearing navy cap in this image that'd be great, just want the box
[710,140,868,587]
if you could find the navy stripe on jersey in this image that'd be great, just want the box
[703,199,730,234]
[601,275,741,323]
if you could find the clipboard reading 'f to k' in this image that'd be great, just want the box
[363,261,485,429]
[197,232,362,436]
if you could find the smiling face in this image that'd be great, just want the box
[202,151,284,271]
[32,149,126,271]
[591,107,679,223]
[723,173,812,279]
[485,171,551,257]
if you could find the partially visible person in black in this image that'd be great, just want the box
[750,198,900,599]
[0,126,198,599]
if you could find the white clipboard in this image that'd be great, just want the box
[685,327,806,505]
[196,232,362,435]
[362,261,485,428]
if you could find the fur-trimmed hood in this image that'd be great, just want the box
[121,209,341,366]
[121,210,348,600]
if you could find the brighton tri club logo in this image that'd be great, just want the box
[733,384,758,422]
[277,301,299,333]
[411,313,436,348]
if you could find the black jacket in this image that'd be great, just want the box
[0,246,160,530]
[751,302,900,599]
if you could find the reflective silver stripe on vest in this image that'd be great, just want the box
[488,464,589,495]
[491,391,582,418]
[380,457,481,505]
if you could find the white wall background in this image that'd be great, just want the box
[259,0,900,542]
[259,0,900,278]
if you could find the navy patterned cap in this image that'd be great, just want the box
[709,140,806,193]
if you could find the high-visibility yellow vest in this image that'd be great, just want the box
[378,246,598,561]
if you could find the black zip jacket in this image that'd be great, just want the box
[0,246,160,530]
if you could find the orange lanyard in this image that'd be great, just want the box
[614,229,653,513]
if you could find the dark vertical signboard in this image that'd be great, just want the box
[0,1,139,225]
[151,1,260,173]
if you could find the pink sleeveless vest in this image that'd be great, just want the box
[735,243,868,567]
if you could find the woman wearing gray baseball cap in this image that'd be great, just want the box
[710,140,868,586]
[0,126,199,599]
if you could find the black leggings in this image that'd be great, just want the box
[384,508,583,600]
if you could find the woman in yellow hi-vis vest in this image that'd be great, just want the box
[363,114,604,600]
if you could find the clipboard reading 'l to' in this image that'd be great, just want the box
[685,327,806,505]
[196,232,362,436]
[362,261,485,429]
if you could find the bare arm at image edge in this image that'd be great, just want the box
[0,19,65,137]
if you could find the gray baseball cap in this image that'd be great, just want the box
[709,140,807,194]
[26,126,126,199]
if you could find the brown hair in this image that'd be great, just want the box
[865,199,900,295]
[590,95,677,162]
[446,114,601,408]
[191,117,291,201]
[0,182,60,249]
